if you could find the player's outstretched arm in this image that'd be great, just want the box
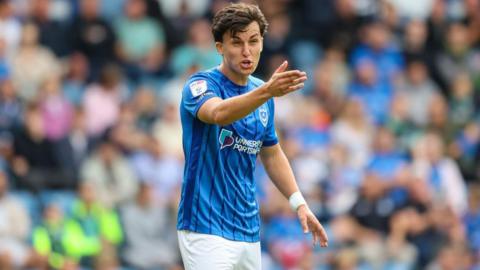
[260,144,328,247]
[197,61,306,126]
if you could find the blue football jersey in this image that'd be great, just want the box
[177,68,278,242]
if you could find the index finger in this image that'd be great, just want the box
[275,70,305,79]
[317,224,328,247]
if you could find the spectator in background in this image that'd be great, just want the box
[0,78,22,133]
[29,0,71,58]
[152,102,183,160]
[426,94,455,143]
[348,59,393,125]
[143,0,180,51]
[70,182,123,269]
[411,132,468,216]
[130,136,182,203]
[286,100,330,199]
[0,170,43,269]
[325,143,363,216]
[366,127,410,207]
[350,173,397,235]
[12,104,71,191]
[448,72,476,131]
[310,49,349,118]
[256,13,292,78]
[435,22,480,91]
[11,22,61,102]
[131,87,159,132]
[425,0,448,54]
[351,19,404,84]
[107,102,149,153]
[39,74,74,141]
[83,64,125,138]
[63,52,89,106]
[402,20,429,63]
[420,205,468,269]
[122,182,180,270]
[32,204,84,270]
[115,0,166,82]
[80,137,138,208]
[391,180,434,254]
[328,0,366,53]
[287,99,331,156]
[343,175,418,268]
[385,94,420,152]
[396,59,439,127]
[53,107,92,186]
[331,98,374,169]
[83,99,143,153]
[449,122,480,181]
[71,0,116,81]
[0,0,21,61]
[170,18,221,77]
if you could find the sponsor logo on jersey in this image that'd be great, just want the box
[219,129,234,149]
[219,128,262,154]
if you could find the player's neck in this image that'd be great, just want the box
[219,64,248,86]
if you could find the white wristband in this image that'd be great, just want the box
[289,191,307,211]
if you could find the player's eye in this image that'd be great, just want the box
[250,39,259,44]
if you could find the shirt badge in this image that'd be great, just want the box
[189,80,208,97]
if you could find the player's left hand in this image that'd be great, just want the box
[297,205,328,247]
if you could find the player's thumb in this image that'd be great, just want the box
[274,60,288,74]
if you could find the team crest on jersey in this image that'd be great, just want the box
[219,129,234,149]
[259,104,268,127]
[189,80,207,97]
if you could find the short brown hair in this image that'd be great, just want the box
[212,3,268,42]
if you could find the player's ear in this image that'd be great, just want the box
[215,42,223,56]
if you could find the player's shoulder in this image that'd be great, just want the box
[186,68,221,84]
[183,68,221,97]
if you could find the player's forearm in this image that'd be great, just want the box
[211,84,272,125]
[260,144,299,199]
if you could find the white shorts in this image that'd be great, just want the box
[177,230,261,270]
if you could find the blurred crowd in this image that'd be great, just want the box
[0,0,480,269]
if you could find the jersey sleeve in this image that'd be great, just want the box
[182,74,219,118]
[263,99,278,147]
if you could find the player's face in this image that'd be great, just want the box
[216,21,263,82]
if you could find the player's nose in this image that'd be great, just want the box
[241,45,251,57]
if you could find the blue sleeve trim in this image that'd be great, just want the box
[262,139,279,147]
[193,94,217,118]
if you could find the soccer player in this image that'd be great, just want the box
[177,3,328,269]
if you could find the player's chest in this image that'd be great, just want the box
[231,104,269,140]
